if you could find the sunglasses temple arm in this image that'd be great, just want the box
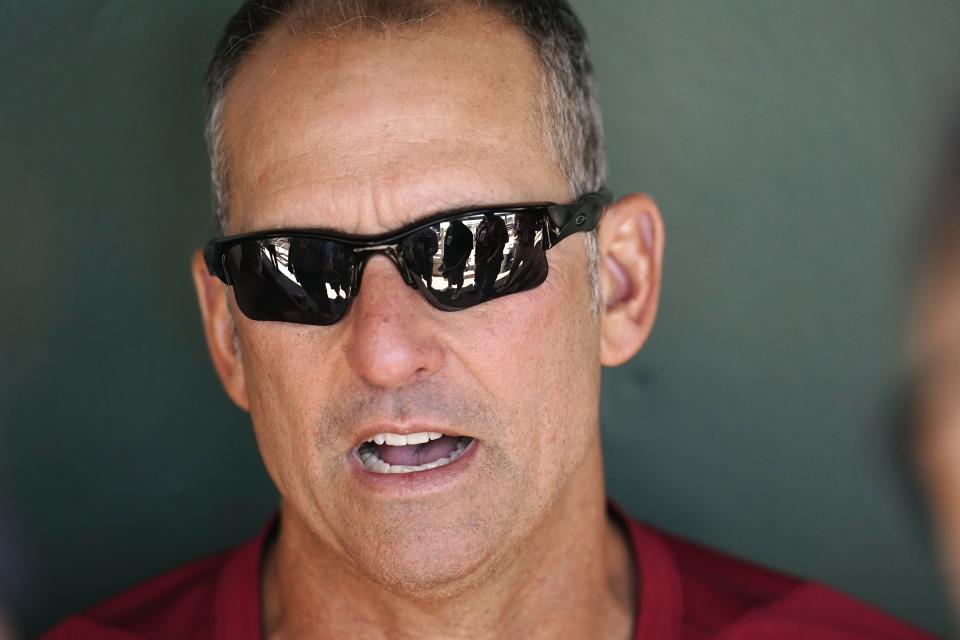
[546,189,612,246]
[203,241,233,285]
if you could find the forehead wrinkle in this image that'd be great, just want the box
[252,133,537,198]
[232,140,560,235]
[236,162,545,236]
[250,121,528,185]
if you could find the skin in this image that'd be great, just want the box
[191,7,664,639]
[914,253,960,614]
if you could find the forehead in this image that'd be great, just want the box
[219,8,567,235]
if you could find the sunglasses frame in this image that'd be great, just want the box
[203,189,611,317]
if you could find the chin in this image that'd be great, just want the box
[351,525,498,599]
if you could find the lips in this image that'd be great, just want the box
[354,431,475,474]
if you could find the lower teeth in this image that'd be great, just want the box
[359,437,472,474]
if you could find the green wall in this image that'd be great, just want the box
[2,2,959,636]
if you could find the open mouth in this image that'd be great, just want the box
[356,432,474,474]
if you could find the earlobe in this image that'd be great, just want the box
[190,250,250,410]
[598,193,665,367]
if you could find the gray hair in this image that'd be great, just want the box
[203,0,606,311]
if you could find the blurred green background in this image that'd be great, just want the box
[2,1,959,636]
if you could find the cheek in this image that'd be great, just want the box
[238,321,342,494]
[457,245,601,482]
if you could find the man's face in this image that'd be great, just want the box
[214,8,604,594]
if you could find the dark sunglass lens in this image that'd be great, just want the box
[226,238,355,325]
[403,210,548,309]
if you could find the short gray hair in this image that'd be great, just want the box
[203,0,607,310]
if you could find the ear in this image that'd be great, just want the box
[191,249,250,410]
[598,193,665,367]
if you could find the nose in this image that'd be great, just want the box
[342,255,445,389]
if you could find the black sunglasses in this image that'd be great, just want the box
[204,190,611,326]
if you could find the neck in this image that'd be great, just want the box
[261,440,635,640]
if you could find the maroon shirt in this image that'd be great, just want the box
[41,503,933,639]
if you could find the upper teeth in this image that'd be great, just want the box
[365,432,444,446]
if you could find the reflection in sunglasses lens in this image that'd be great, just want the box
[227,239,355,325]
[401,211,548,308]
